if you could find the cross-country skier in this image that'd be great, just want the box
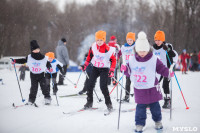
[78,53,93,95]
[107,35,120,86]
[180,49,190,74]
[118,32,135,102]
[19,64,29,81]
[81,30,116,111]
[45,52,64,95]
[121,31,174,132]
[11,40,52,105]
[152,30,177,109]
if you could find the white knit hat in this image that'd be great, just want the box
[135,31,150,52]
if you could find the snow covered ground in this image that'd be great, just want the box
[0,69,200,133]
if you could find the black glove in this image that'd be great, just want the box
[163,44,168,51]
[60,68,65,76]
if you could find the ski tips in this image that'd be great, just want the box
[186,107,189,110]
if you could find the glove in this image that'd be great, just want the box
[11,59,16,65]
[170,71,174,77]
[163,44,168,51]
[169,63,175,78]
[60,69,65,75]
[108,68,115,77]
[80,61,89,71]
[120,64,126,72]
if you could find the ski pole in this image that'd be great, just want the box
[112,77,134,97]
[109,74,124,95]
[170,76,172,120]
[84,71,102,102]
[166,51,189,109]
[117,71,124,130]
[10,58,25,102]
[94,89,102,102]
[83,70,89,79]
[75,71,82,88]
[64,76,76,86]
[50,72,59,106]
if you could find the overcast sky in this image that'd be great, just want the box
[39,0,97,12]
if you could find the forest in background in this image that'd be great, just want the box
[0,0,200,62]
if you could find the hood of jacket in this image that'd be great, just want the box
[58,40,65,46]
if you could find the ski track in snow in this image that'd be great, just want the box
[0,69,200,133]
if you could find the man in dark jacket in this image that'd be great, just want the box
[56,38,69,85]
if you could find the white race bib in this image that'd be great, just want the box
[91,43,115,68]
[27,54,47,74]
[129,54,157,89]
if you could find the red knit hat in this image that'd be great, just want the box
[110,35,116,40]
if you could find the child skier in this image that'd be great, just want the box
[78,53,93,95]
[121,31,174,132]
[11,40,52,105]
[153,30,177,109]
[107,35,120,86]
[45,52,64,95]
[19,64,29,81]
[118,32,135,102]
[81,30,116,111]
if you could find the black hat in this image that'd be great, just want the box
[61,38,67,43]
[30,40,40,51]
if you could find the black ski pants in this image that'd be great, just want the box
[58,65,68,84]
[125,76,131,97]
[45,73,58,93]
[159,76,170,95]
[87,67,112,105]
[29,72,51,103]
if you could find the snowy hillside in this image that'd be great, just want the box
[0,69,199,133]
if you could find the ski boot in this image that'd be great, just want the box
[106,104,113,111]
[84,101,93,109]
[155,121,163,130]
[78,90,86,95]
[45,97,52,105]
[122,96,129,103]
[53,91,57,95]
[162,97,171,109]
[25,101,34,105]
[135,125,144,133]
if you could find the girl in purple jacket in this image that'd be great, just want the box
[121,31,174,132]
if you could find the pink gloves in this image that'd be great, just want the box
[108,68,115,77]
[169,63,175,77]
[120,64,126,72]
[81,61,89,71]
[49,68,53,72]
